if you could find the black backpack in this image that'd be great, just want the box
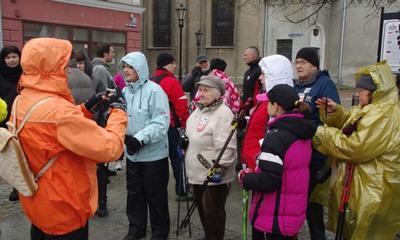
[151,74,182,128]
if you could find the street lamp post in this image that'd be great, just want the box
[175,3,187,82]
[195,30,202,56]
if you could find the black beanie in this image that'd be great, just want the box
[267,84,300,109]
[156,52,175,67]
[210,58,227,72]
[356,74,377,92]
[296,47,320,69]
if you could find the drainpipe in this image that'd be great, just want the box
[338,0,347,85]
[263,3,269,57]
[0,1,3,49]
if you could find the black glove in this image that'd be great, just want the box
[84,93,105,113]
[125,135,143,155]
[191,66,202,76]
[109,87,127,112]
[179,134,189,151]
[236,118,247,131]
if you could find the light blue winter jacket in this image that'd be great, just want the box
[120,52,170,162]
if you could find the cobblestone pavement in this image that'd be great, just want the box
[0,161,332,240]
[1,150,400,240]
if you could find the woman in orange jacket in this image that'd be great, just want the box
[13,38,127,239]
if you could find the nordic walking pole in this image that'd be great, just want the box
[180,98,252,229]
[335,163,354,240]
[176,146,192,237]
[176,148,184,237]
[242,163,248,240]
[176,134,191,236]
[182,155,192,237]
[334,98,359,240]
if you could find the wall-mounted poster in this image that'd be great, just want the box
[379,12,400,74]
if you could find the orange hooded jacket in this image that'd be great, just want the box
[10,38,127,235]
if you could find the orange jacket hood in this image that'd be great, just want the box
[19,38,75,104]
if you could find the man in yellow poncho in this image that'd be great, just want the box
[313,60,400,240]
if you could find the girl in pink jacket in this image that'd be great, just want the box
[239,84,316,240]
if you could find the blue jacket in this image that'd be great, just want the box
[120,52,170,162]
[294,70,340,164]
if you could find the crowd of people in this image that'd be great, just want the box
[0,38,400,240]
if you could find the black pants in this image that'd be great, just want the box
[168,127,187,195]
[193,184,229,240]
[306,163,326,240]
[96,163,107,206]
[126,158,170,239]
[31,222,88,240]
[236,129,245,161]
[252,227,295,240]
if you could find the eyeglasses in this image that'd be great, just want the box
[294,60,309,66]
[356,88,367,95]
[77,61,85,66]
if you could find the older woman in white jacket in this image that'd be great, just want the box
[185,74,236,240]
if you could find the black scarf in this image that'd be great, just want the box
[0,63,23,84]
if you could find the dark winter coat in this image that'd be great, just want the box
[67,68,96,105]
[242,57,262,114]
[91,58,115,89]
[81,53,106,94]
[0,62,22,128]
[181,69,210,102]
[294,70,340,165]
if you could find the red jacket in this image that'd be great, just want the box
[152,69,189,128]
[241,101,269,170]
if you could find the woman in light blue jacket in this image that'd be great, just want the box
[120,52,171,240]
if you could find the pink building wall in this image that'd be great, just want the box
[1,0,141,51]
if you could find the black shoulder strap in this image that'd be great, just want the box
[152,74,169,84]
[151,74,182,128]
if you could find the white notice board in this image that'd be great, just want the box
[380,19,400,74]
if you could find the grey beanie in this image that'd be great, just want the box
[356,74,377,92]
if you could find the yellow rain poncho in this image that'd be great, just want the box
[313,60,400,240]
